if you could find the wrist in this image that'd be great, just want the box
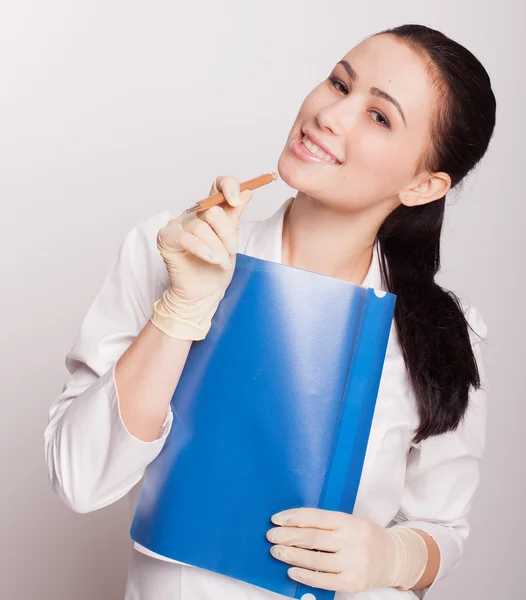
[383,526,429,591]
[151,287,224,341]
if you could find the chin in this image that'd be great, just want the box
[277,146,331,200]
[276,149,298,191]
[276,143,316,194]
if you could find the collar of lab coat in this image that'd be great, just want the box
[244,196,384,291]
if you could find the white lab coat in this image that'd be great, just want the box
[45,197,488,600]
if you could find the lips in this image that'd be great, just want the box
[301,129,343,164]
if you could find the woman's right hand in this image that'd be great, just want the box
[150,176,252,341]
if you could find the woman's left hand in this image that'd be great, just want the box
[266,508,426,594]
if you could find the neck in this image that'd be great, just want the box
[281,192,387,285]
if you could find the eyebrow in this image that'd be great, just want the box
[337,60,407,127]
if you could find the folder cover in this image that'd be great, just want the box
[131,253,396,600]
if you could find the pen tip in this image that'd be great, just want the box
[272,172,278,181]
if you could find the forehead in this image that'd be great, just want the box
[340,34,436,126]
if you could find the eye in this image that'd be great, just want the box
[370,110,390,129]
[329,76,391,129]
[329,76,348,94]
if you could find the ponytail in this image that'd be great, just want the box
[377,199,481,443]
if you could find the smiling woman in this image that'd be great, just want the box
[278,25,494,441]
[45,22,496,600]
[279,32,452,214]
[269,27,495,595]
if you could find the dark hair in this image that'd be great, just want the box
[372,25,496,443]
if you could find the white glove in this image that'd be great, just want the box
[266,507,429,594]
[151,176,252,341]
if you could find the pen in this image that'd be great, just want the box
[186,172,278,214]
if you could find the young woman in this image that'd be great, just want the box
[45,24,496,600]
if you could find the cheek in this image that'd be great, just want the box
[344,133,415,188]
[295,89,327,125]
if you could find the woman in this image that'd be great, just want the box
[45,24,495,600]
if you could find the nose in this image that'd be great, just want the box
[315,104,345,136]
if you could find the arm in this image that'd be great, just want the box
[115,319,191,442]
[409,529,440,589]
[266,307,488,596]
[393,306,488,597]
[44,212,189,513]
[46,176,252,515]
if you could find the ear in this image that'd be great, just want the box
[400,171,451,207]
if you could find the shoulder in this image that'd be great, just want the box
[131,208,173,242]
[130,208,260,254]
[113,209,173,302]
[461,303,488,344]
[125,203,266,254]
[123,208,266,293]
[122,209,172,267]
[128,207,263,263]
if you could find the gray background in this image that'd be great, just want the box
[1,1,523,598]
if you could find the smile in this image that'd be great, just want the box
[301,135,340,163]
[290,132,342,166]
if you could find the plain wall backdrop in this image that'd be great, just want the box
[1,1,524,598]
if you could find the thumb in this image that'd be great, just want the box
[230,189,252,222]
[209,179,219,197]
[209,178,252,221]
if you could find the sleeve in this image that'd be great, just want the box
[44,211,174,514]
[390,306,489,598]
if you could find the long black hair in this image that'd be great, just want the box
[373,25,496,443]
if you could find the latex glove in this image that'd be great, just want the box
[266,508,428,594]
[151,176,252,341]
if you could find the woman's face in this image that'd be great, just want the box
[277,34,438,213]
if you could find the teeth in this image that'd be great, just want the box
[301,134,339,164]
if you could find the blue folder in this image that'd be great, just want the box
[131,253,396,600]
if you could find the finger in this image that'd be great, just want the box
[214,175,241,207]
[200,205,238,256]
[158,217,230,267]
[176,230,230,268]
[270,545,341,574]
[228,188,252,221]
[157,218,185,252]
[185,216,233,260]
[266,527,345,553]
[288,568,346,592]
[271,507,349,530]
